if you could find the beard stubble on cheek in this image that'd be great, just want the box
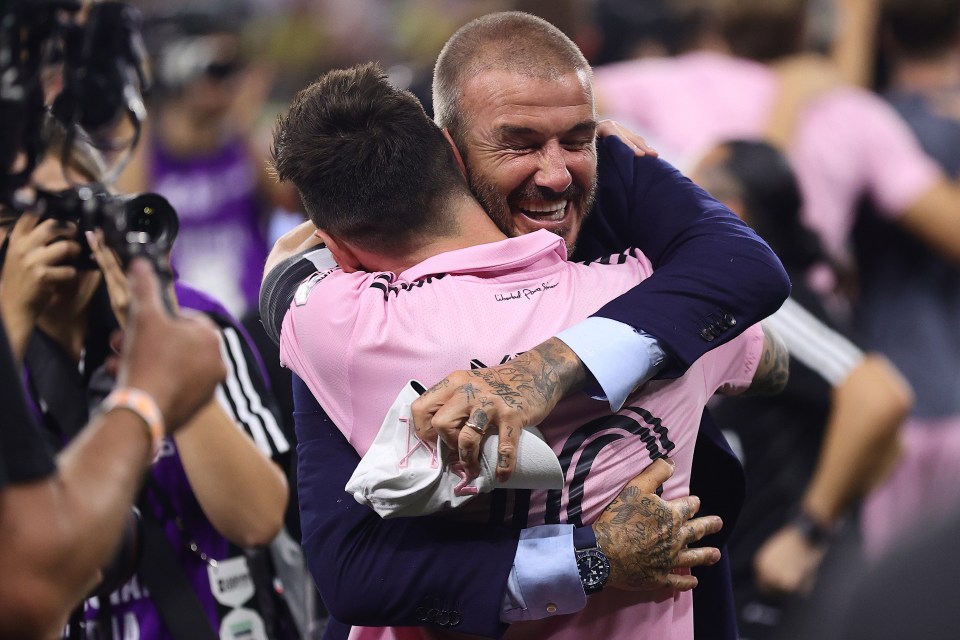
[464,163,598,250]
[465,166,517,238]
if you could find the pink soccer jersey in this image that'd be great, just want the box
[594,51,941,263]
[280,230,763,640]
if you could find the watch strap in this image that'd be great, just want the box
[573,525,598,551]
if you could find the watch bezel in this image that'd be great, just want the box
[576,547,611,594]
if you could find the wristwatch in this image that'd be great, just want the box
[573,526,611,595]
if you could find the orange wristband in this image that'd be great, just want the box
[101,387,165,460]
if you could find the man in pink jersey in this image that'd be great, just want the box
[593,0,960,273]
[272,63,788,640]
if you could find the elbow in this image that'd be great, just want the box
[226,500,287,548]
[865,354,914,437]
[235,515,285,549]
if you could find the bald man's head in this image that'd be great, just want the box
[432,11,592,151]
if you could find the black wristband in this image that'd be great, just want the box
[790,509,834,546]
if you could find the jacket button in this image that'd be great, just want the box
[700,328,715,341]
[724,313,737,327]
[448,612,461,626]
[436,610,450,626]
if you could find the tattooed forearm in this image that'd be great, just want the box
[469,338,586,411]
[747,324,790,396]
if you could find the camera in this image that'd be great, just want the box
[37,184,179,269]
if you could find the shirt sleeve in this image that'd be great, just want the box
[214,324,291,460]
[555,318,666,412]
[500,524,587,623]
[259,249,326,347]
[764,297,864,386]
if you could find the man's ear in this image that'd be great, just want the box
[442,128,468,177]
[314,229,362,273]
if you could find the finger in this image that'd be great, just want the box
[411,382,458,440]
[661,572,699,592]
[626,457,676,494]
[9,211,41,239]
[682,515,723,546]
[126,257,162,321]
[429,389,475,443]
[34,239,81,266]
[494,421,519,483]
[664,494,701,526]
[674,546,721,569]
[34,218,78,244]
[457,420,483,479]
[37,264,79,285]
[458,407,491,478]
[87,230,124,277]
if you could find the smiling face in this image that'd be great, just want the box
[456,69,598,252]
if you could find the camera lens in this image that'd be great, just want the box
[122,192,178,248]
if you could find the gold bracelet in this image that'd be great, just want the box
[101,387,164,460]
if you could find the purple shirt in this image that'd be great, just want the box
[150,137,268,317]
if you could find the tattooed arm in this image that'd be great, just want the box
[745,324,790,396]
[413,337,586,481]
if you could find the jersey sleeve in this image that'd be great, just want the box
[705,323,765,396]
[213,323,291,461]
[259,250,326,347]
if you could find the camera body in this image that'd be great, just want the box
[2,0,158,267]
[37,184,179,268]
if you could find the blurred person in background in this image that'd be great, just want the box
[844,0,960,555]
[1,120,291,640]
[592,0,960,314]
[692,140,911,639]
[118,13,297,319]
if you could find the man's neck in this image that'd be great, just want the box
[892,50,960,93]
[357,199,508,274]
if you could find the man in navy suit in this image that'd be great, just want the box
[259,11,789,639]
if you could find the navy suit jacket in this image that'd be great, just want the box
[293,137,790,639]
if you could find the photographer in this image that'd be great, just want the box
[0,1,228,636]
[0,119,290,638]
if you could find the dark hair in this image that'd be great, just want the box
[719,140,824,272]
[271,63,466,255]
[882,0,960,59]
[716,0,807,62]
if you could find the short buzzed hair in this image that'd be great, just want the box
[271,63,466,255]
[433,11,593,152]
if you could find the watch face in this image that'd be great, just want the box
[577,548,611,591]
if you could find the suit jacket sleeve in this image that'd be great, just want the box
[294,374,518,638]
[574,136,791,378]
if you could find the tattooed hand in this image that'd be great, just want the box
[593,458,723,591]
[411,337,587,482]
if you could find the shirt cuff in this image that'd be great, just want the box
[500,524,586,623]
[555,317,666,411]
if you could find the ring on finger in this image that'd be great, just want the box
[464,420,486,435]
